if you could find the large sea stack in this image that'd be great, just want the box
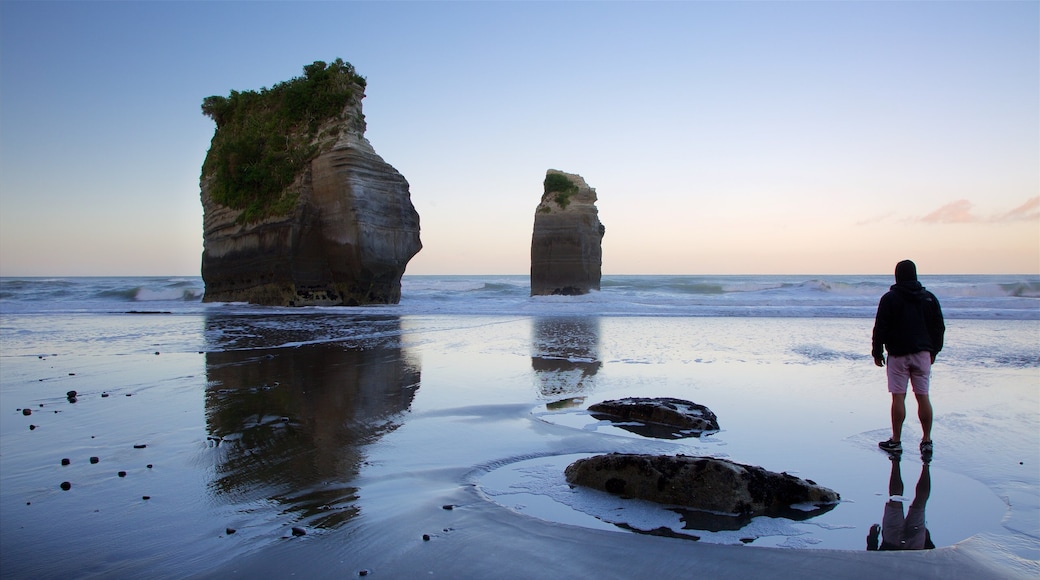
[530,170,605,296]
[199,59,421,306]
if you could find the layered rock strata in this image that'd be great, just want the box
[588,397,719,439]
[564,453,840,516]
[530,170,604,296]
[200,61,421,306]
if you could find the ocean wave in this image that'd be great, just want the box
[2,275,1037,320]
[97,287,142,300]
[403,278,487,292]
[134,287,204,301]
[1004,281,1040,298]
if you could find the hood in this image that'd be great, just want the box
[891,280,927,299]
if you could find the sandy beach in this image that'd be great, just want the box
[1,312,1037,578]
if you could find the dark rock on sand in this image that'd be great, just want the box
[291,527,307,537]
[564,453,839,517]
[118,471,127,477]
[588,397,719,439]
[90,456,100,464]
[226,528,236,535]
[133,444,147,449]
[60,481,71,491]
[22,408,31,416]
[61,458,70,466]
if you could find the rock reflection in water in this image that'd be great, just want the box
[670,500,839,535]
[204,329,420,530]
[531,317,601,401]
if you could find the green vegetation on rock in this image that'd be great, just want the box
[201,59,366,223]
[543,173,578,209]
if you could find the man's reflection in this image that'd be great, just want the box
[531,317,601,400]
[867,458,934,551]
[203,315,420,530]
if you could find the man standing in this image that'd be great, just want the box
[872,260,946,458]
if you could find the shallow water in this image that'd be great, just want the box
[0,312,1037,577]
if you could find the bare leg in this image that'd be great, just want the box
[890,393,907,442]
[911,463,931,509]
[888,457,904,496]
[915,394,932,442]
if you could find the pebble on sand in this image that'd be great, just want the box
[118,471,127,477]
[133,444,147,449]
[226,528,236,535]
[291,527,307,537]
[90,457,100,464]
[60,482,71,491]
[22,408,31,416]
[61,458,71,466]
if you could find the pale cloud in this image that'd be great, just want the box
[918,198,1040,224]
[997,196,1040,222]
[920,200,977,223]
[855,211,896,226]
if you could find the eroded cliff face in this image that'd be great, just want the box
[200,63,421,306]
[530,170,604,296]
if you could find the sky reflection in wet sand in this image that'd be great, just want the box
[0,313,1034,576]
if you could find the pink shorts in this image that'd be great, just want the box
[886,351,931,395]
[882,502,928,549]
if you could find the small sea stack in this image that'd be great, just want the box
[530,170,605,296]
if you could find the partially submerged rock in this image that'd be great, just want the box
[530,170,604,296]
[588,397,719,439]
[564,453,839,517]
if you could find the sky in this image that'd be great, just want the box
[1,1,1037,276]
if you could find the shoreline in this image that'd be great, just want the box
[1,314,1036,578]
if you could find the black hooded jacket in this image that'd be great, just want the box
[872,281,945,359]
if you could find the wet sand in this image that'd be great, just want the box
[1,314,1036,578]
